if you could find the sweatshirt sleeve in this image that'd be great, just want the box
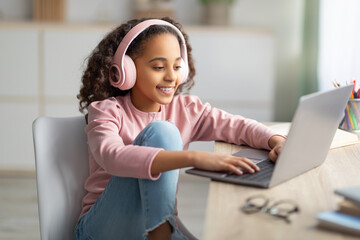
[85,99,162,180]
[184,96,277,150]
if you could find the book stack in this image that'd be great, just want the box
[316,186,360,236]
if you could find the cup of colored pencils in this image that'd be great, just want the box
[335,80,360,132]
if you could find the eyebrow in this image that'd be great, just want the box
[148,57,181,63]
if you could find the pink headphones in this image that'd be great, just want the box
[109,19,189,90]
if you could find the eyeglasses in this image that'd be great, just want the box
[240,195,300,223]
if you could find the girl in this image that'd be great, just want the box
[76,17,285,239]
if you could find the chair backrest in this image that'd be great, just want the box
[32,116,89,240]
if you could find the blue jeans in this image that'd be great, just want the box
[75,121,187,240]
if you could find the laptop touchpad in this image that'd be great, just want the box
[232,148,269,164]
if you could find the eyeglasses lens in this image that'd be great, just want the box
[242,196,268,214]
[268,201,298,218]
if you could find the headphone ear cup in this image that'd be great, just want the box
[120,55,137,90]
[109,64,121,86]
[180,59,189,84]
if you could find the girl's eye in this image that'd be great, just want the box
[153,66,164,70]
[174,65,182,71]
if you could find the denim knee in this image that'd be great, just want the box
[134,120,183,151]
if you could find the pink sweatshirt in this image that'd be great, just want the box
[80,93,276,216]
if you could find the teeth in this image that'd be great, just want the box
[159,87,172,91]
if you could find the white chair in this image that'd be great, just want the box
[33,116,89,240]
[32,116,197,240]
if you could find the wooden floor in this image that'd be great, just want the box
[0,172,209,239]
[0,175,40,240]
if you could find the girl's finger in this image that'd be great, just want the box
[234,157,260,172]
[269,149,278,162]
[227,164,243,175]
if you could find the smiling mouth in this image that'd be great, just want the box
[158,87,173,91]
[157,86,175,94]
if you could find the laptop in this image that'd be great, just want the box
[186,85,353,188]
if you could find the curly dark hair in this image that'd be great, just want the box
[77,17,196,114]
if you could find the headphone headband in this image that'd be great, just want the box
[109,19,189,90]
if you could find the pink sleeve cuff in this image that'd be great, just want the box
[147,149,163,180]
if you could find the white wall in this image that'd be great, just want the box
[65,0,306,121]
[230,0,305,120]
[0,24,275,169]
[0,0,32,20]
[318,0,360,91]
[0,0,307,168]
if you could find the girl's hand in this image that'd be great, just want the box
[191,151,260,175]
[268,135,286,162]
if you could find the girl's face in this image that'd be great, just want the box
[130,33,183,112]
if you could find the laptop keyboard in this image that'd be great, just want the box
[224,159,274,182]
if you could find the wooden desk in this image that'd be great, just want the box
[203,141,360,240]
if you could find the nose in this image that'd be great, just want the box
[164,68,178,82]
